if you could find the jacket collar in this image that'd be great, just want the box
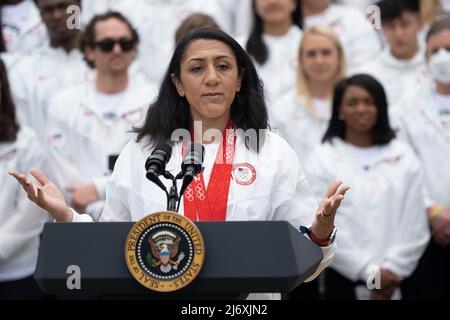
[22,1,45,35]
[416,81,450,139]
[380,46,425,69]
[329,137,406,169]
[79,73,150,119]
[38,42,83,60]
[3,0,44,35]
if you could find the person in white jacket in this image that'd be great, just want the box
[357,0,426,106]
[1,0,47,54]
[46,12,158,220]
[271,26,346,165]
[0,59,48,300]
[418,0,445,46]
[300,0,381,73]
[215,0,253,38]
[390,18,450,299]
[11,28,350,300]
[270,28,344,301]
[7,0,92,142]
[240,0,303,107]
[306,74,429,300]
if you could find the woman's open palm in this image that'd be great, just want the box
[9,169,72,222]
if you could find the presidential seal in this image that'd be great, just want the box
[125,212,205,292]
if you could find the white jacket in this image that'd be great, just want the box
[8,46,92,141]
[1,0,47,54]
[305,138,429,282]
[215,0,252,37]
[356,47,426,105]
[238,26,303,107]
[0,52,21,70]
[391,81,450,208]
[334,0,378,14]
[45,74,158,216]
[81,0,238,36]
[303,4,381,73]
[71,130,336,289]
[271,90,331,165]
[0,127,48,281]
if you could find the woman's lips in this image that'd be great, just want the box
[202,93,223,96]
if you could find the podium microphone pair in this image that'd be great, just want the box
[144,143,204,212]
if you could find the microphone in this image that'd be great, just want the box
[182,143,204,177]
[179,143,205,197]
[145,144,172,190]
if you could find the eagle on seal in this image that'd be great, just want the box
[149,231,184,273]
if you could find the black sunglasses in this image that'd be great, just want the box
[93,38,136,53]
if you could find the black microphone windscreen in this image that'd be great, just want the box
[157,143,173,159]
[188,143,205,162]
[184,143,204,164]
[180,143,204,176]
[145,143,173,171]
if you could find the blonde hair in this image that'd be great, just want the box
[296,26,346,118]
[420,0,444,24]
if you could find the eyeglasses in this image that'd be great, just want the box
[93,38,136,53]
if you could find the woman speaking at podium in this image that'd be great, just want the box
[10,28,349,296]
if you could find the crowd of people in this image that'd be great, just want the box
[1,0,450,300]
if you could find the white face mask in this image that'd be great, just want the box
[429,48,450,84]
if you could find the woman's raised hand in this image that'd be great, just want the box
[311,180,350,241]
[9,169,73,222]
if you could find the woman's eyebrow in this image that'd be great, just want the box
[187,55,233,63]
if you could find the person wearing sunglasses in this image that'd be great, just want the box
[92,37,135,53]
[391,17,450,299]
[7,0,91,141]
[42,11,158,221]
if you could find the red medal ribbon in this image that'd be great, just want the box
[182,121,236,221]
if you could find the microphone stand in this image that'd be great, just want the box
[162,171,180,212]
[147,170,190,213]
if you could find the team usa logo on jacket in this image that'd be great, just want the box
[122,108,146,125]
[125,211,205,292]
[0,149,17,162]
[232,163,257,186]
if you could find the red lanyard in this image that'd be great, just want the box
[182,121,236,221]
